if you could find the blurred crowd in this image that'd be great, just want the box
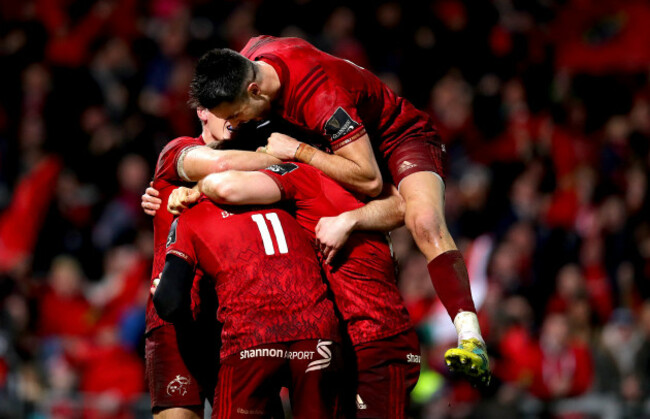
[0,0,649,418]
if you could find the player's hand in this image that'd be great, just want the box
[315,213,356,264]
[168,186,200,215]
[265,132,301,161]
[150,276,160,295]
[142,182,161,216]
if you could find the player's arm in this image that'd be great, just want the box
[142,148,281,215]
[152,254,195,323]
[266,132,383,197]
[198,170,282,205]
[316,184,405,264]
[181,147,281,182]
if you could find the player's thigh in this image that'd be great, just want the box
[213,346,286,419]
[287,339,342,419]
[398,171,456,257]
[386,136,446,189]
[354,329,421,419]
[146,325,205,412]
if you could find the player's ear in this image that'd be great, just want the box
[247,82,262,98]
[196,107,208,123]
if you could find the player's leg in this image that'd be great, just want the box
[389,139,490,386]
[399,171,490,385]
[353,329,421,419]
[154,407,203,419]
[145,325,206,419]
[287,339,341,418]
[212,345,285,419]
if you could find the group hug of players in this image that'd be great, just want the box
[142,35,491,419]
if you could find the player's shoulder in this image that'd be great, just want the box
[159,136,202,156]
[154,136,203,179]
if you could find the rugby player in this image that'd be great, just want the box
[145,108,280,418]
[153,197,341,418]
[169,162,420,418]
[188,36,490,385]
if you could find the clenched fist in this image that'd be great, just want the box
[264,132,301,160]
[168,186,201,215]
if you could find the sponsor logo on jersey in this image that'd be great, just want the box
[305,340,333,373]
[407,353,421,364]
[166,218,178,247]
[166,375,191,396]
[266,163,299,175]
[237,408,266,415]
[324,107,360,141]
[168,249,190,262]
[356,394,367,410]
[397,160,417,174]
[239,347,315,360]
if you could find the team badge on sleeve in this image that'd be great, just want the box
[266,163,299,175]
[324,107,360,140]
[166,218,178,248]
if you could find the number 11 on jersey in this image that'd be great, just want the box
[251,213,288,255]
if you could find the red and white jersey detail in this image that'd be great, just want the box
[146,136,205,333]
[241,36,440,159]
[262,163,413,345]
[166,200,339,358]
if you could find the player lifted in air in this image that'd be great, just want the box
[188,35,490,385]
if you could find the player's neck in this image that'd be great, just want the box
[255,61,281,102]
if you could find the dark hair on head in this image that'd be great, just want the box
[188,48,255,109]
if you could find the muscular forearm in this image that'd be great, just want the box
[344,184,405,232]
[183,148,281,181]
[265,132,383,197]
[301,148,383,197]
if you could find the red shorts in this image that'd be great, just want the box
[386,136,446,187]
[145,324,219,411]
[344,328,421,419]
[213,340,341,419]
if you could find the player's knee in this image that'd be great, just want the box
[405,209,445,247]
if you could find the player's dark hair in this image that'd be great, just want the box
[189,48,255,109]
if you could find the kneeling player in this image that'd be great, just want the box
[153,199,340,418]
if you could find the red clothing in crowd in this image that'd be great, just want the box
[529,341,593,400]
[0,156,62,273]
[38,286,95,338]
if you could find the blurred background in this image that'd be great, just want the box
[0,0,649,418]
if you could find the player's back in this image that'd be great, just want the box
[176,199,339,358]
[262,163,413,345]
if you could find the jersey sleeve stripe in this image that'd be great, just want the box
[261,171,288,200]
[330,127,367,151]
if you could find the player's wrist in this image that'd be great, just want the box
[294,143,317,164]
[340,211,359,232]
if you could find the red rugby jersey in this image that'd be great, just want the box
[146,136,205,333]
[262,163,413,345]
[166,201,339,358]
[241,36,439,160]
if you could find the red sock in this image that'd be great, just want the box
[427,250,477,319]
